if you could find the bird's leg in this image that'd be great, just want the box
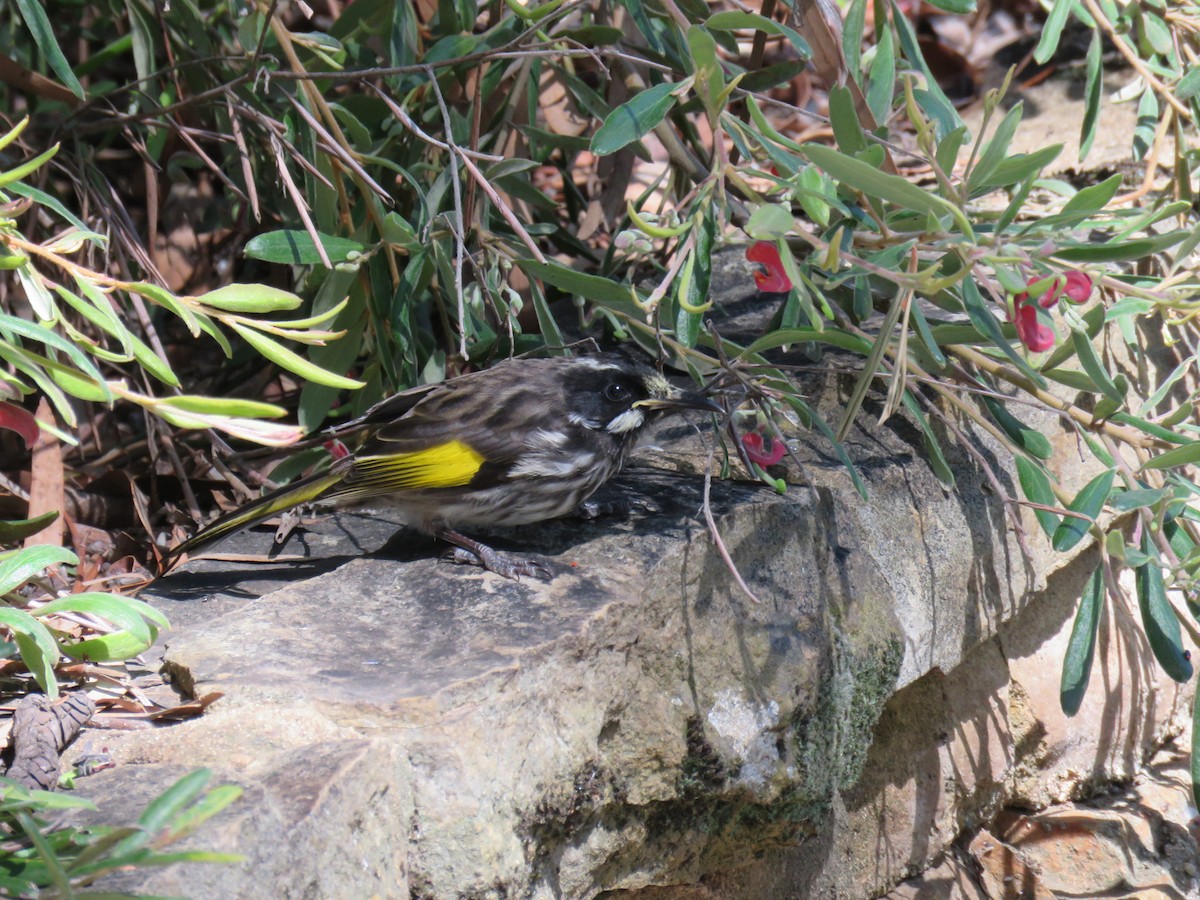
[435,528,551,580]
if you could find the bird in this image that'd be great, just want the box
[164,352,721,579]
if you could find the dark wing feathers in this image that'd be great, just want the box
[347,359,568,490]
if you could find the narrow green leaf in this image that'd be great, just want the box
[14,0,85,97]
[0,511,59,544]
[1079,29,1102,161]
[229,323,364,390]
[706,11,810,59]
[901,391,954,487]
[1051,469,1114,552]
[1070,330,1124,404]
[243,230,366,265]
[1034,0,1076,64]
[969,102,1023,189]
[827,86,867,156]
[800,143,964,229]
[1060,564,1103,715]
[1016,456,1060,536]
[982,396,1052,459]
[519,259,643,313]
[590,82,679,157]
[866,26,895,125]
[1142,441,1200,471]
[1178,67,1200,101]
[1111,488,1167,511]
[1136,541,1192,682]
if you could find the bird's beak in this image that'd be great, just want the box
[634,389,722,414]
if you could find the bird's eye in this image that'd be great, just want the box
[604,383,631,402]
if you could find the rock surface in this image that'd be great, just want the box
[69,383,1195,899]
[69,257,1197,898]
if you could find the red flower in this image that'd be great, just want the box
[742,432,787,467]
[0,401,38,447]
[1009,269,1092,352]
[746,242,792,293]
[323,439,350,461]
[1012,301,1055,352]
[1062,270,1093,304]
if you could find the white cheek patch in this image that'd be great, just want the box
[569,412,601,429]
[605,407,645,434]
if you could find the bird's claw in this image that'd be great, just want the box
[442,547,551,581]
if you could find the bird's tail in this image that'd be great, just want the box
[163,470,344,571]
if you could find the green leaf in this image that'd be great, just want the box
[1142,441,1200,471]
[1054,231,1187,262]
[982,396,1052,459]
[1060,564,1103,716]
[1111,487,1167,511]
[843,0,866,82]
[0,512,59,544]
[865,25,895,126]
[924,0,974,10]
[1059,173,1123,220]
[800,142,969,235]
[705,11,810,59]
[744,204,793,240]
[0,546,77,595]
[827,85,867,156]
[0,608,60,697]
[1051,469,1114,552]
[519,259,643,313]
[11,0,84,97]
[901,392,954,488]
[1034,0,1075,64]
[1079,29,1102,161]
[590,82,680,157]
[1178,67,1200,101]
[969,101,1022,189]
[1015,456,1060,536]
[889,0,961,136]
[1136,542,1192,683]
[228,323,364,390]
[243,230,366,265]
[1070,330,1124,404]
[165,396,287,418]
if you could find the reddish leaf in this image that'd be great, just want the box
[0,401,38,447]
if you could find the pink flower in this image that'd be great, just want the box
[746,242,792,293]
[742,432,787,467]
[323,439,350,461]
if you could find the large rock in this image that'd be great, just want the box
[70,370,1193,898]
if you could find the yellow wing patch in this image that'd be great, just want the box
[354,439,486,490]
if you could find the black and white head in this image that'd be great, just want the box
[561,354,719,442]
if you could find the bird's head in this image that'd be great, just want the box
[562,354,721,439]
